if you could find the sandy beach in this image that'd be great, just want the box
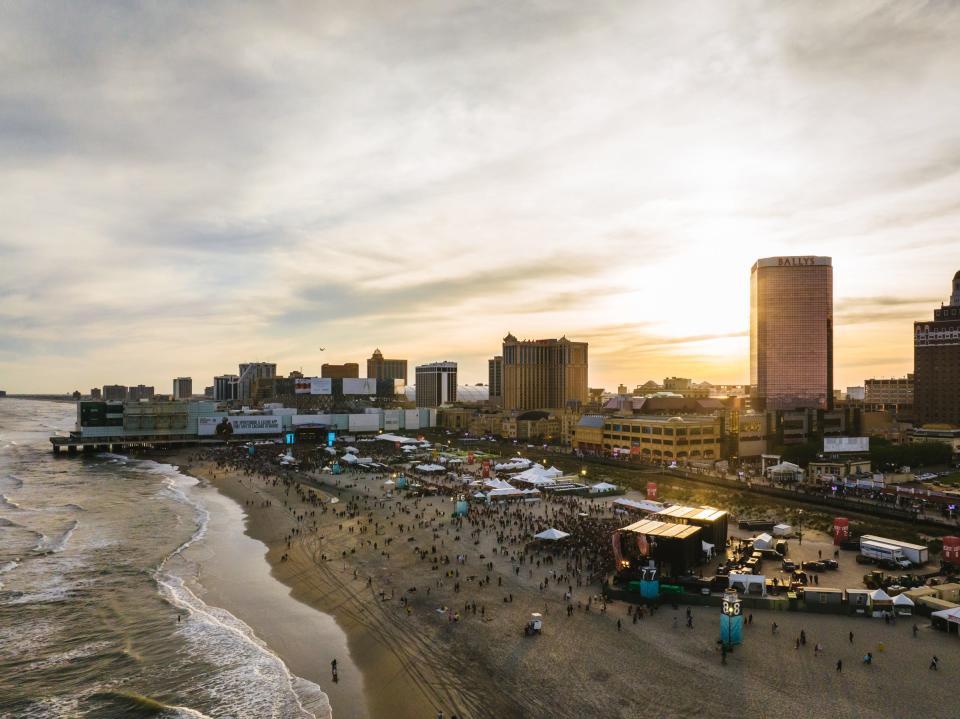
[172,449,960,719]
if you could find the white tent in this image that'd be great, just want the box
[931,606,960,624]
[590,482,617,493]
[484,478,514,490]
[613,498,665,514]
[487,487,524,499]
[494,458,533,471]
[340,453,358,464]
[414,463,445,473]
[344,446,359,454]
[728,572,767,596]
[752,533,774,550]
[534,528,570,541]
[324,447,337,455]
[384,479,395,486]
[377,434,418,444]
[772,523,792,536]
[869,588,892,602]
[892,593,915,615]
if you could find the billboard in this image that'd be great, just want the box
[198,416,283,436]
[295,378,332,395]
[348,413,380,432]
[824,437,869,453]
[343,378,377,395]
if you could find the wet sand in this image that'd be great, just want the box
[177,455,960,719]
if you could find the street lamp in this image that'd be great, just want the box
[798,509,804,546]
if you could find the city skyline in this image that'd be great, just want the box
[3,3,960,392]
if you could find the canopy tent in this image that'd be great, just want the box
[772,523,792,536]
[487,487,524,499]
[892,593,915,615]
[728,573,767,596]
[484,478,514,490]
[534,528,570,541]
[931,606,960,624]
[494,458,533,472]
[377,434,418,444]
[414,463,446,473]
[340,453,359,464]
[590,482,618,493]
[869,588,893,603]
[752,533,774,550]
[324,447,337,455]
[383,479,395,486]
[344,446,359,454]
[472,491,487,499]
[613,498,666,514]
[356,457,374,465]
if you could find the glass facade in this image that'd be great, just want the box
[750,257,833,411]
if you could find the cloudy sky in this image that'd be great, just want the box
[2,1,960,393]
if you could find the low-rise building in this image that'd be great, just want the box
[601,415,722,462]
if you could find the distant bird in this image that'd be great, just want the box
[319,347,326,351]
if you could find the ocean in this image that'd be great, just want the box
[0,399,331,718]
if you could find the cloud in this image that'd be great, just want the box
[2,1,960,390]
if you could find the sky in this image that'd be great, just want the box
[2,0,960,393]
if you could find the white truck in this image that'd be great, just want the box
[859,538,912,569]
[860,535,928,566]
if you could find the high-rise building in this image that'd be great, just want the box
[237,362,277,403]
[321,363,360,379]
[488,356,503,405]
[172,377,193,400]
[914,271,960,427]
[501,334,588,411]
[214,374,240,402]
[415,362,457,408]
[367,349,407,384]
[128,384,155,401]
[750,256,833,411]
[90,388,102,400]
[102,384,127,401]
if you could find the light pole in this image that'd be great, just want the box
[798,509,804,546]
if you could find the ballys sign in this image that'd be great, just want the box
[777,256,817,267]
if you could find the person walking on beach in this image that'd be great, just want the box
[913,623,919,638]
[849,630,854,644]
[930,655,939,671]
[836,659,842,672]
[331,658,338,681]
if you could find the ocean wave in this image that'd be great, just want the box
[148,462,329,719]
[89,690,215,718]
[0,560,19,574]
[0,493,22,510]
[33,519,80,554]
[4,474,23,489]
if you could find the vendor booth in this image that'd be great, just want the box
[931,606,960,635]
[892,592,914,616]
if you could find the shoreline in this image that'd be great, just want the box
[164,448,960,719]
[177,455,439,719]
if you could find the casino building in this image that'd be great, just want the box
[914,270,960,427]
[750,256,833,411]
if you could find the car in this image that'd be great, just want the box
[823,559,839,570]
[781,560,796,572]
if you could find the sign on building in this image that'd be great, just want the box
[343,378,378,395]
[198,416,283,436]
[824,437,869,453]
